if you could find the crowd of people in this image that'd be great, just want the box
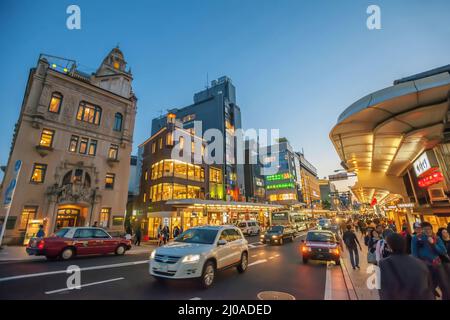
[340,216,450,300]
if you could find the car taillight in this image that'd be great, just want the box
[331,248,339,255]
[37,240,45,250]
[301,245,308,253]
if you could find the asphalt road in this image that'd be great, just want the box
[0,234,337,300]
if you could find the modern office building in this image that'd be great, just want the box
[0,48,137,244]
[261,138,304,207]
[297,152,321,208]
[244,139,266,203]
[150,76,245,201]
[319,179,338,210]
[138,114,280,238]
[330,64,450,230]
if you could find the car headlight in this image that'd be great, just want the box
[150,250,156,259]
[181,254,200,263]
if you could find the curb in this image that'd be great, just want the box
[339,258,358,300]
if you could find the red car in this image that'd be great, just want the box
[26,227,132,260]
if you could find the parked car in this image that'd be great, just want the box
[238,220,261,236]
[26,227,132,260]
[149,225,249,288]
[301,230,341,265]
[260,225,296,245]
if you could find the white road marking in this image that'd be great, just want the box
[45,277,124,294]
[189,297,202,300]
[251,255,258,258]
[324,263,332,300]
[274,254,280,257]
[268,256,274,260]
[0,260,149,283]
[248,259,267,267]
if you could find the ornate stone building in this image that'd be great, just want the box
[0,48,137,244]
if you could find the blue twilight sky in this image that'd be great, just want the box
[1,0,450,190]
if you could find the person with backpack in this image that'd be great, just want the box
[412,222,449,300]
[343,224,362,269]
[367,229,381,264]
[379,233,434,300]
[376,229,394,264]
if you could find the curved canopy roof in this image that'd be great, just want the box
[330,66,450,203]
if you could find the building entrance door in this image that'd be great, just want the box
[55,208,81,230]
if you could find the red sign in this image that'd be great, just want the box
[418,171,443,188]
[370,197,377,206]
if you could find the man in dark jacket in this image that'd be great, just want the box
[343,225,362,269]
[379,233,434,300]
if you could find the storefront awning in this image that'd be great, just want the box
[165,199,283,211]
[147,211,177,218]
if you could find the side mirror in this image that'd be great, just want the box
[217,239,227,246]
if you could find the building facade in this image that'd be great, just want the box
[151,76,245,201]
[297,152,321,208]
[0,48,137,244]
[319,179,337,210]
[244,139,266,203]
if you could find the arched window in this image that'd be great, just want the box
[76,101,102,125]
[62,171,73,186]
[113,113,123,131]
[48,92,63,113]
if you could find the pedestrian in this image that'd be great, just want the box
[379,233,434,300]
[376,229,394,264]
[92,221,98,228]
[173,225,180,238]
[367,229,380,264]
[343,224,362,269]
[411,222,449,300]
[134,226,142,246]
[400,225,413,254]
[157,224,163,246]
[437,227,450,253]
[163,225,169,244]
[358,219,367,237]
[36,225,45,238]
[180,226,184,234]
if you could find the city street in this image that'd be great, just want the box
[0,234,343,300]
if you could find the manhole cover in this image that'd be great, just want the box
[257,291,296,300]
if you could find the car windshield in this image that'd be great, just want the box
[54,228,70,238]
[307,232,335,242]
[268,226,283,233]
[175,228,218,244]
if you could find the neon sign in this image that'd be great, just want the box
[418,171,443,188]
[266,173,292,181]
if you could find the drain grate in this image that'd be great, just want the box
[257,291,296,300]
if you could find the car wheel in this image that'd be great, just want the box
[335,259,341,266]
[237,252,248,273]
[302,256,308,264]
[61,247,74,260]
[115,244,127,255]
[200,261,216,289]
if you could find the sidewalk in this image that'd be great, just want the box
[0,242,156,262]
[339,232,380,300]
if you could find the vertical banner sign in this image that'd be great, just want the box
[0,160,22,246]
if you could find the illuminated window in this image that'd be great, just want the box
[79,137,89,154]
[179,136,185,150]
[19,207,37,230]
[159,137,163,149]
[99,208,111,228]
[144,171,148,181]
[68,135,79,152]
[108,144,119,160]
[76,102,102,125]
[39,129,54,147]
[191,141,195,153]
[105,173,115,189]
[187,185,200,199]
[188,164,195,180]
[162,183,173,200]
[174,161,187,178]
[113,61,120,69]
[143,193,147,202]
[151,142,156,154]
[88,140,97,156]
[209,168,222,183]
[173,184,187,199]
[113,113,123,131]
[166,132,173,146]
[48,92,62,113]
[182,114,196,123]
[163,160,173,177]
[30,163,47,183]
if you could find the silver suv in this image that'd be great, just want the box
[149,225,249,288]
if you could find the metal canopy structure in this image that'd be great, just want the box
[330,67,450,204]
